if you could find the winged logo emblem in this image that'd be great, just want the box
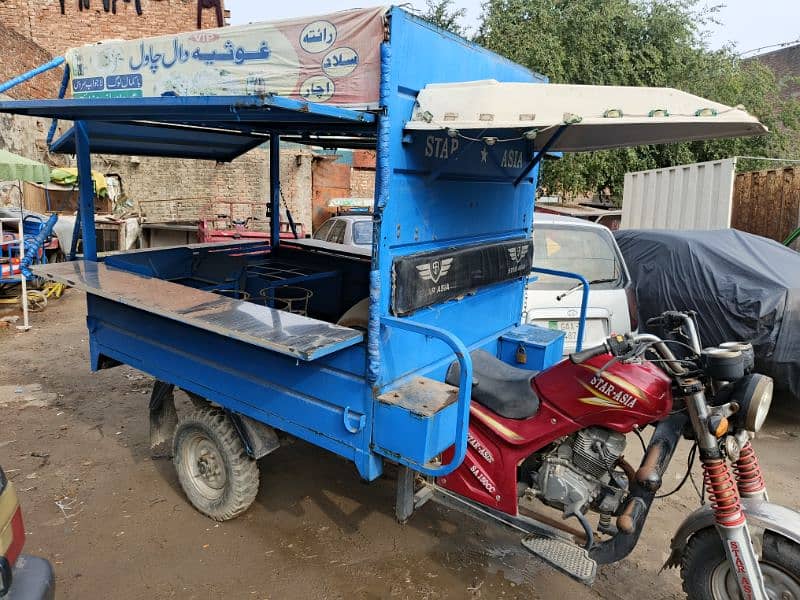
[417,257,453,284]
[508,245,529,263]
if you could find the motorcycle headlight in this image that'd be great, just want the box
[733,374,773,433]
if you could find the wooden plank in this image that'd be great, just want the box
[733,166,800,242]
[765,169,779,239]
[731,173,746,230]
[784,167,800,240]
[778,168,794,241]
[749,171,762,235]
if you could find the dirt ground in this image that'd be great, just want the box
[2,290,799,600]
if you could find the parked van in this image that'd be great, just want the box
[525,214,636,353]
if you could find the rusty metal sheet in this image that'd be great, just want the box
[33,261,363,361]
[377,377,458,417]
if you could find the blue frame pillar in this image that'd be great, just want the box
[74,120,97,261]
[269,133,280,250]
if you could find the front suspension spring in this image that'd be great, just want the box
[703,459,746,527]
[733,442,766,496]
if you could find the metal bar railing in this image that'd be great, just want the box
[0,56,65,95]
[380,316,472,477]
[530,266,589,352]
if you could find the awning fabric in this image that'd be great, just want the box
[0,149,49,182]
[406,80,767,152]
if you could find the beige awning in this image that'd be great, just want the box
[405,80,767,152]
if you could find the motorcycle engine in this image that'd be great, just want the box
[528,427,628,516]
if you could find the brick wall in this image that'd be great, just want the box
[117,147,313,229]
[350,149,376,199]
[350,167,375,199]
[0,0,340,235]
[0,23,62,99]
[754,44,800,100]
[0,0,224,58]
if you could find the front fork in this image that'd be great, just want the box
[685,383,768,600]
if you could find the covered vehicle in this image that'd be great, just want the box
[616,228,800,399]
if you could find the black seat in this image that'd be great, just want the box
[445,349,540,420]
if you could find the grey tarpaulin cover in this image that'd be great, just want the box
[615,229,800,399]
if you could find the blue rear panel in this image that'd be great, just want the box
[374,9,547,387]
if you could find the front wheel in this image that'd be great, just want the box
[681,527,800,599]
[173,408,260,521]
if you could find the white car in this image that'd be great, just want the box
[525,214,636,354]
[313,214,372,249]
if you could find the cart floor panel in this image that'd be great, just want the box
[34,260,364,361]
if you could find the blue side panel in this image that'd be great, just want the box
[497,324,565,371]
[374,9,547,388]
[86,294,381,480]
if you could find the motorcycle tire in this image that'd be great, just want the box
[681,527,800,599]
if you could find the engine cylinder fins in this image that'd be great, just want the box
[571,428,627,480]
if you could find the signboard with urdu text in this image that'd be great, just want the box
[66,7,385,108]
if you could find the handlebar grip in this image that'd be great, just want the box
[569,342,609,364]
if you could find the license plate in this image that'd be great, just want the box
[548,320,580,343]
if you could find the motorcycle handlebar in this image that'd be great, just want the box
[569,342,610,364]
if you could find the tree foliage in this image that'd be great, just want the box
[428,0,800,198]
[422,0,467,36]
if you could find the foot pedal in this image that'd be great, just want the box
[521,535,597,584]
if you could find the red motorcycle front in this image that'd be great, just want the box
[398,311,799,600]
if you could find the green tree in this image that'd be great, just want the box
[477,0,800,198]
[422,0,467,36]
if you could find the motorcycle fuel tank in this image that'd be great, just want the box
[533,355,673,432]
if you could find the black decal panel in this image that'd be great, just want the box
[391,238,533,315]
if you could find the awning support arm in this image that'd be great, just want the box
[75,120,97,261]
[269,133,280,250]
[513,124,569,187]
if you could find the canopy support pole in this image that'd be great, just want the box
[269,133,280,250]
[513,124,569,187]
[75,120,97,261]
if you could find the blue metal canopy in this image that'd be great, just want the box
[0,94,377,160]
[50,121,269,161]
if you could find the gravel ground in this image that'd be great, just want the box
[2,290,798,599]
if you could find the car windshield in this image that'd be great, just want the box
[352,220,372,246]
[529,224,624,291]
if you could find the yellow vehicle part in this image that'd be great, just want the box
[0,480,19,556]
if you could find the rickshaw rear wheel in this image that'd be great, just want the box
[173,407,260,521]
[681,527,800,599]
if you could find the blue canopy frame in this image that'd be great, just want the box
[0,93,378,261]
[0,8,562,481]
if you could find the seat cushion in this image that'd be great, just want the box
[446,349,540,419]
[336,297,370,330]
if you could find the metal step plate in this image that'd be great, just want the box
[521,535,597,584]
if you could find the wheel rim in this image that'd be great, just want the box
[711,560,800,599]
[180,430,227,501]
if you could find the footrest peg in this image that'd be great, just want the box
[521,535,597,584]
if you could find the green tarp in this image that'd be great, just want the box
[0,148,49,182]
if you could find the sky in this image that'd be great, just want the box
[226,0,799,56]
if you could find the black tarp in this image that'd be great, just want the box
[615,229,800,399]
